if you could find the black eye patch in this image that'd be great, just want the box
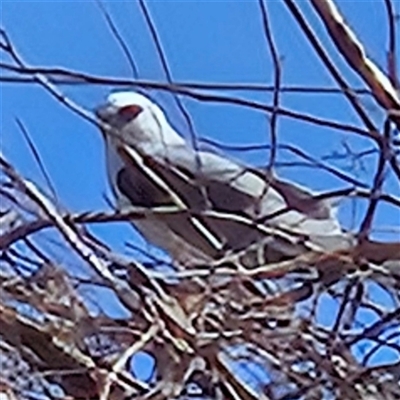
[117,104,143,119]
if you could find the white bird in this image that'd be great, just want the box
[95,91,352,266]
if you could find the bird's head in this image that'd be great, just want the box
[95,91,184,147]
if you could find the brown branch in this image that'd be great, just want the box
[311,0,400,129]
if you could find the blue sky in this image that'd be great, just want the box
[1,0,399,380]
[2,1,398,250]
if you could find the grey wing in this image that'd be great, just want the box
[116,146,271,259]
[152,145,341,222]
[149,146,351,250]
[117,143,351,263]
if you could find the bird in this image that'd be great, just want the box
[95,91,352,266]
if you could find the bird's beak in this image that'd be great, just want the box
[95,104,113,122]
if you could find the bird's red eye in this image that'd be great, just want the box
[117,104,143,119]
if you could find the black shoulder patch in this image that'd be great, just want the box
[116,167,172,207]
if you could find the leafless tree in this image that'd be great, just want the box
[1,1,399,399]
